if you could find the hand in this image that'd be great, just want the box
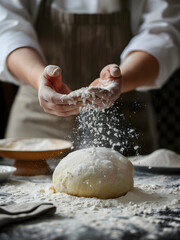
[38,65,82,117]
[88,64,122,109]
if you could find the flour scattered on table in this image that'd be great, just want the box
[1,174,180,239]
[132,149,180,168]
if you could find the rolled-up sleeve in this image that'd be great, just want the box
[0,0,44,84]
[121,0,180,90]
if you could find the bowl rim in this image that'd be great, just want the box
[0,165,17,173]
[0,138,72,153]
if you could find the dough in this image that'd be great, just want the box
[53,147,134,199]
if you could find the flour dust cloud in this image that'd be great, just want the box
[70,102,139,156]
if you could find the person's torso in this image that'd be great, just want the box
[35,0,132,90]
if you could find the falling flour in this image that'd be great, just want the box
[64,87,139,155]
[74,106,139,154]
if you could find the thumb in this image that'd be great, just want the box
[44,65,62,80]
[100,64,121,79]
[110,65,121,78]
[43,65,63,92]
[44,65,71,94]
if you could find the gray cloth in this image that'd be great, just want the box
[0,202,56,228]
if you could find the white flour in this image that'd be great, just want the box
[132,149,180,168]
[60,86,138,154]
[60,87,95,105]
[61,85,116,106]
[0,168,7,173]
[0,138,68,151]
[72,105,138,155]
[58,84,140,156]
[1,174,179,239]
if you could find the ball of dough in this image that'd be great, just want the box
[53,147,134,199]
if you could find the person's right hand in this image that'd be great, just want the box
[38,65,82,117]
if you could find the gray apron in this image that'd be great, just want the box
[5,0,157,155]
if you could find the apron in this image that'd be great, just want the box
[5,0,158,155]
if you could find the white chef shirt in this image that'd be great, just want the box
[0,0,180,90]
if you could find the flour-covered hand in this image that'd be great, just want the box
[38,65,82,117]
[88,64,122,109]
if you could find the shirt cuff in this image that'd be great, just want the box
[0,30,45,85]
[120,31,179,91]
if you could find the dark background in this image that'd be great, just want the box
[0,82,18,138]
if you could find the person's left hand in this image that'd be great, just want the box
[88,64,122,109]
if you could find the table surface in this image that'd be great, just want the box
[0,158,180,240]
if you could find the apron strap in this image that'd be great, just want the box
[36,0,53,31]
[120,0,130,11]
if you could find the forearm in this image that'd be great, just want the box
[120,51,159,93]
[7,47,45,89]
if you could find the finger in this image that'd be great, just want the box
[100,64,121,79]
[80,100,113,111]
[44,108,81,117]
[85,93,112,103]
[110,65,121,78]
[39,86,82,105]
[60,94,83,104]
[40,99,83,111]
[43,65,71,94]
[88,87,115,101]
[42,65,62,90]
[60,82,71,94]
[44,65,62,80]
[60,108,80,117]
[89,87,120,101]
[39,86,63,104]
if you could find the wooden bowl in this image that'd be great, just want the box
[0,138,72,176]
